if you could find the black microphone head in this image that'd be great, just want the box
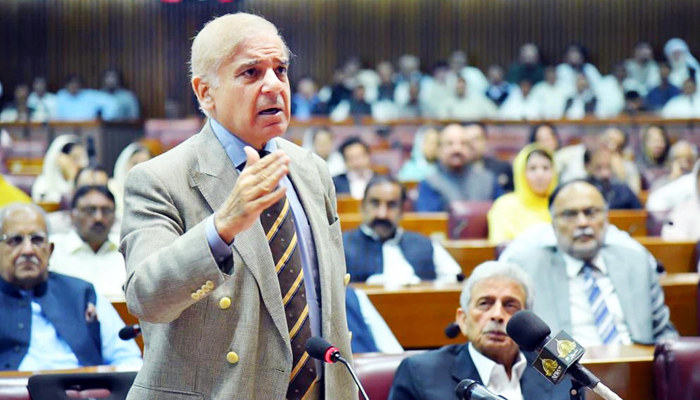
[455,378,477,399]
[506,310,551,352]
[118,325,139,340]
[305,337,335,362]
[445,322,461,339]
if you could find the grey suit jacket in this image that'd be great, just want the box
[507,245,678,345]
[120,122,357,400]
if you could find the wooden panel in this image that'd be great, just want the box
[355,274,698,350]
[112,302,144,354]
[608,209,647,237]
[338,212,449,239]
[336,196,361,214]
[2,0,700,119]
[636,237,698,274]
[443,240,497,276]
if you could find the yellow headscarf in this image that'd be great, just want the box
[512,143,558,207]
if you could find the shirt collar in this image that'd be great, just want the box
[359,224,404,243]
[467,342,527,387]
[209,118,278,170]
[562,252,607,278]
[63,229,117,255]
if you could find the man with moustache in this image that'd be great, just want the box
[119,13,355,400]
[0,203,141,371]
[49,185,126,300]
[415,124,502,212]
[507,180,677,346]
[584,145,642,210]
[388,261,571,400]
[343,175,461,285]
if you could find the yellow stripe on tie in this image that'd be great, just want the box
[300,379,319,400]
[289,351,310,382]
[266,199,290,242]
[283,269,305,306]
[289,305,309,339]
[275,234,298,273]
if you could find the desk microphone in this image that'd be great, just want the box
[118,324,141,340]
[455,379,507,400]
[506,311,622,400]
[305,337,370,400]
[445,322,461,339]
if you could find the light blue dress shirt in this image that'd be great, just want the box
[205,118,322,340]
[18,292,143,371]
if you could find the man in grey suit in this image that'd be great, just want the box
[507,180,677,346]
[119,13,356,400]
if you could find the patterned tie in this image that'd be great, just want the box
[261,193,318,400]
[582,262,621,345]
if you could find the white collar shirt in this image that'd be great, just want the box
[468,343,526,400]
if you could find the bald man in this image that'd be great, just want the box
[506,180,677,347]
[119,13,355,400]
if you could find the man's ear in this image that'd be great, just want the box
[192,76,215,113]
[456,307,469,338]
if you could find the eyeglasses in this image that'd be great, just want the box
[0,232,48,248]
[555,207,605,222]
[76,206,115,217]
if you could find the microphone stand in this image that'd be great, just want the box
[569,381,585,400]
[336,355,370,400]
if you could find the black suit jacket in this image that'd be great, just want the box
[484,157,514,192]
[387,344,572,400]
[333,173,351,195]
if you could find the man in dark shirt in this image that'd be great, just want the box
[585,145,641,210]
[646,61,681,111]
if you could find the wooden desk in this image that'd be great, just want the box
[339,212,449,239]
[354,274,699,350]
[111,302,144,353]
[336,196,361,214]
[443,240,497,276]
[608,209,647,237]
[637,237,698,273]
[0,366,129,400]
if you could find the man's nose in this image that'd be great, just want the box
[261,69,284,95]
[19,237,35,255]
[376,203,389,218]
[576,211,590,227]
[489,302,506,322]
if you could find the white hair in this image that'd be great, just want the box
[670,140,698,160]
[0,203,51,235]
[459,261,534,311]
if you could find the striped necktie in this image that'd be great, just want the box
[261,195,319,400]
[582,262,621,345]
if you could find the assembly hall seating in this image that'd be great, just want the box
[654,337,700,400]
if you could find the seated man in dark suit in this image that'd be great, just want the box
[343,175,461,285]
[584,144,642,210]
[388,261,571,400]
[0,203,141,371]
[332,137,374,200]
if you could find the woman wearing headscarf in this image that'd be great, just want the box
[31,134,87,202]
[664,38,700,88]
[636,125,671,189]
[487,144,557,244]
[109,142,152,219]
[397,125,440,182]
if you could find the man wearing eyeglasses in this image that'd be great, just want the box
[0,203,142,371]
[49,185,126,301]
[506,180,677,346]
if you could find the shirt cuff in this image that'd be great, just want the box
[206,214,233,265]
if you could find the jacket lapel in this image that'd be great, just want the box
[189,122,289,345]
[451,344,484,386]
[548,249,573,333]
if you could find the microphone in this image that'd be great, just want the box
[445,322,461,339]
[305,337,370,400]
[506,311,622,400]
[455,379,506,400]
[118,324,141,340]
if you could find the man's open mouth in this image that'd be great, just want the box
[259,107,282,115]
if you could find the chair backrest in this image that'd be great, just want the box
[448,201,493,239]
[27,372,137,400]
[654,337,700,400]
[353,352,422,400]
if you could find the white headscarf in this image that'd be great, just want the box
[664,38,700,87]
[110,143,149,218]
[31,134,81,202]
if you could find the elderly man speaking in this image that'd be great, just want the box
[120,13,355,400]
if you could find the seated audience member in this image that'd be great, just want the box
[388,261,571,400]
[443,76,498,121]
[0,203,142,371]
[664,38,700,88]
[557,44,602,95]
[101,69,140,121]
[596,63,644,118]
[110,143,152,219]
[507,181,677,346]
[507,43,545,85]
[56,75,118,121]
[661,78,700,118]
[27,77,57,122]
[662,164,700,241]
[529,123,560,155]
[601,127,641,194]
[303,127,345,177]
[375,61,397,102]
[345,286,403,354]
[448,50,489,96]
[529,123,586,184]
[291,76,323,120]
[398,125,440,182]
[416,124,501,212]
[646,160,700,213]
[330,85,372,121]
[584,145,642,210]
[498,78,539,120]
[395,80,424,119]
[343,176,461,285]
[31,135,88,203]
[0,176,31,208]
[0,84,36,123]
[636,125,671,189]
[423,62,458,119]
[625,42,661,94]
[563,74,598,120]
[651,140,698,191]
[50,186,125,300]
[621,90,648,116]
[485,65,511,106]
[646,61,681,111]
[529,66,568,119]
[463,123,513,192]
[333,137,374,199]
[488,145,557,244]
